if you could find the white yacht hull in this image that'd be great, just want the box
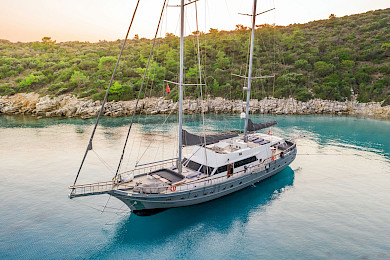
[110,146,297,216]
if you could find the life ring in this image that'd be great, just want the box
[271,156,275,162]
[170,186,176,192]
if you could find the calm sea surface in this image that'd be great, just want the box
[0,114,389,259]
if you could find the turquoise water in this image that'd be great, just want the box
[0,114,389,259]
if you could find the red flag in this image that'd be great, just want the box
[166,83,170,93]
[267,130,271,135]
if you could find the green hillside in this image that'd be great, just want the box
[0,8,389,103]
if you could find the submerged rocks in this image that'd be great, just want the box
[0,93,389,119]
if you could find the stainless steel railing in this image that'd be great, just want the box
[69,159,177,197]
[70,144,296,196]
[119,159,177,178]
[135,144,296,194]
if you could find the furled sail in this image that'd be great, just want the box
[182,129,238,146]
[247,119,277,131]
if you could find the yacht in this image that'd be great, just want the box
[69,0,297,216]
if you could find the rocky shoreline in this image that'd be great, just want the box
[0,93,389,119]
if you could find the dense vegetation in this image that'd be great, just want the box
[0,8,389,103]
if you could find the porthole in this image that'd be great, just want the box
[222,187,226,190]
[239,182,242,184]
[210,191,214,194]
[230,185,233,188]
[204,192,208,195]
[194,195,198,198]
[181,197,185,199]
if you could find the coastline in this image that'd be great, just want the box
[0,92,389,119]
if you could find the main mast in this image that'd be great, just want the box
[177,0,185,173]
[243,0,257,143]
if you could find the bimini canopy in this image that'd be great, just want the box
[247,119,277,132]
[182,129,238,146]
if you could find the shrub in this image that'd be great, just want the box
[382,96,390,107]
[341,60,355,68]
[18,73,44,91]
[314,61,334,77]
[98,56,117,77]
[48,82,63,93]
[70,71,89,88]
[0,85,15,95]
[92,91,106,101]
[295,88,313,101]
[295,59,311,70]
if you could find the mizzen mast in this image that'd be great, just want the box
[233,0,275,143]
[243,0,258,143]
[178,0,185,173]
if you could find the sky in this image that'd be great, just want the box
[0,0,389,43]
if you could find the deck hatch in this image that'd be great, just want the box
[151,168,185,183]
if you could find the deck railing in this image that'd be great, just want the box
[69,159,177,198]
[70,144,296,196]
[135,143,296,194]
[119,158,177,179]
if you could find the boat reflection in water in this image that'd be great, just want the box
[110,167,294,244]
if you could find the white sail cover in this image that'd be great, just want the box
[182,129,238,146]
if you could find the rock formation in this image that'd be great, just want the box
[1,93,389,119]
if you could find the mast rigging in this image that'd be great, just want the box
[72,0,141,189]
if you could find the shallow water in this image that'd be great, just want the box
[0,114,389,259]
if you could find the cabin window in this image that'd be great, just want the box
[216,165,228,174]
[199,165,214,175]
[234,156,257,168]
[183,159,202,172]
[183,158,213,174]
[215,156,257,175]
